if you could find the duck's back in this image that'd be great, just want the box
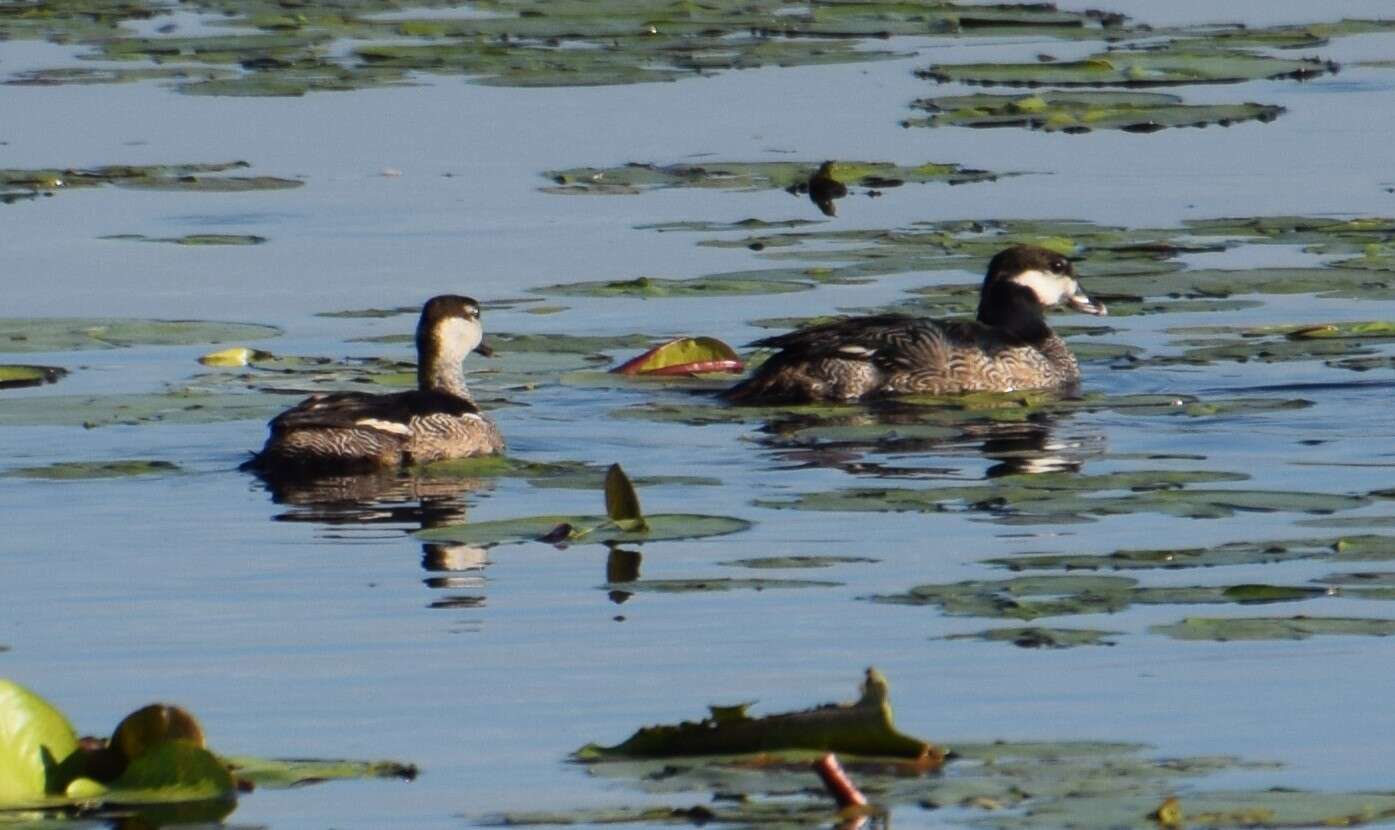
[251,389,502,471]
[723,314,1079,403]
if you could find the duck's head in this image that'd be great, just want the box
[417,294,492,365]
[975,246,1105,341]
[982,245,1107,318]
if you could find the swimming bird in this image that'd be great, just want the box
[722,245,1106,404]
[245,295,503,473]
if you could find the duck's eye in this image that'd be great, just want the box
[1051,259,1070,274]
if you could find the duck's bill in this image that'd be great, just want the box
[473,341,496,357]
[1067,289,1107,316]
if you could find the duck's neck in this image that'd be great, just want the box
[977,282,1052,343]
[417,320,475,399]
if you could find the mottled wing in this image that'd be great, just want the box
[750,314,925,362]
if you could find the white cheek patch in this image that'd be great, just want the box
[356,418,412,435]
[1011,269,1073,306]
[435,317,483,363]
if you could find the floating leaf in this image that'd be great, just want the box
[100,233,266,245]
[920,45,1334,88]
[543,160,998,195]
[577,669,935,761]
[613,337,743,376]
[988,535,1395,571]
[0,364,66,389]
[105,740,235,804]
[0,318,280,353]
[907,91,1283,133]
[0,161,300,199]
[416,514,750,547]
[604,464,648,532]
[1153,616,1395,641]
[1,460,180,480]
[602,578,840,593]
[720,556,879,569]
[0,679,80,805]
[944,627,1120,648]
[224,756,417,788]
[532,275,815,299]
[0,390,280,428]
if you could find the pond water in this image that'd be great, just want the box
[4,1,1395,828]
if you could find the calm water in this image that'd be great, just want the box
[4,1,1395,828]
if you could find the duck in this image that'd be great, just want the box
[721,245,1106,404]
[244,295,503,474]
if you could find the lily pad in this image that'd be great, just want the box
[1153,616,1395,641]
[919,45,1335,88]
[577,668,935,762]
[613,337,743,376]
[0,365,66,389]
[757,468,1368,524]
[0,161,301,199]
[0,318,280,353]
[988,535,1395,571]
[601,578,841,593]
[0,390,281,428]
[420,456,719,490]
[2,460,180,480]
[0,679,80,805]
[719,556,879,569]
[542,160,998,195]
[416,514,751,547]
[944,627,1120,648]
[531,275,815,299]
[907,91,1283,133]
[100,233,267,245]
[224,756,417,788]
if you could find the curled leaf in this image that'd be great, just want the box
[613,337,743,376]
[604,464,648,532]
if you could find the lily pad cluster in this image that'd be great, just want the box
[0,161,301,205]
[0,0,1130,95]
[906,91,1282,134]
[912,35,1342,134]
[505,670,1395,830]
[0,679,411,821]
[542,160,998,195]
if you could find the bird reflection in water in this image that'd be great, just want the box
[755,406,1103,481]
[249,468,490,614]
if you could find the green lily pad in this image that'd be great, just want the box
[100,233,267,245]
[578,669,934,761]
[602,578,841,593]
[2,460,180,480]
[542,160,998,195]
[420,456,719,490]
[0,365,66,389]
[0,161,301,198]
[532,275,815,299]
[1153,616,1395,641]
[224,756,417,788]
[919,45,1334,88]
[907,91,1283,133]
[987,535,1395,571]
[719,556,879,569]
[0,390,281,428]
[0,679,80,806]
[415,514,751,547]
[0,318,280,353]
[944,627,1120,648]
[757,468,1368,524]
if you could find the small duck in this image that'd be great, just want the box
[245,295,503,474]
[722,245,1106,404]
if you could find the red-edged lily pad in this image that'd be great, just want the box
[613,337,743,376]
